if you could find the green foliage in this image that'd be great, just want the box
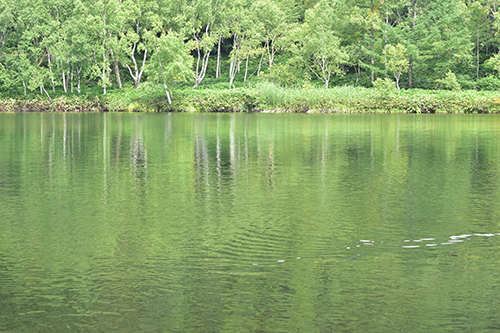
[485,53,500,75]
[1,83,499,114]
[417,0,473,81]
[0,0,500,100]
[457,74,475,90]
[435,71,461,91]
[291,0,349,89]
[146,31,194,103]
[258,60,301,87]
[383,44,408,91]
[372,78,397,92]
[476,76,500,91]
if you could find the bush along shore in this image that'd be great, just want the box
[1,83,500,114]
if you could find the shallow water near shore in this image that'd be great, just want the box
[1,113,500,332]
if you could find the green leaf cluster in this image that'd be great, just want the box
[1,0,500,105]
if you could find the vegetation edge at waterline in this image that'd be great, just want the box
[2,86,500,114]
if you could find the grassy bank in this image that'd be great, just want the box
[1,82,500,113]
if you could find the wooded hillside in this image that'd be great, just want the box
[1,0,500,99]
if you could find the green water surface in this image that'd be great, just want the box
[1,113,500,332]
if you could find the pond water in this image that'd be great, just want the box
[1,113,500,332]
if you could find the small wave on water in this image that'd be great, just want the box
[223,232,500,271]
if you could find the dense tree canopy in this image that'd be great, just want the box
[1,0,500,97]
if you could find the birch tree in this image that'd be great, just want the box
[146,31,193,104]
[120,0,156,88]
[188,0,224,87]
[225,0,254,88]
[15,0,55,98]
[383,43,408,91]
[84,0,121,94]
[293,0,348,89]
[251,0,292,71]
[0,0,25,93]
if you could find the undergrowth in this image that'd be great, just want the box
[1,82,500,113]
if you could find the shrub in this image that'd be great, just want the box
[476,76,500,91]
[372,77,397,91]
[435,71,461,91]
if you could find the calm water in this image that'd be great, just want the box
[1,113,500,332]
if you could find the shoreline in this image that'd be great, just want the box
[1,85,500,114]
[3,108,499,114]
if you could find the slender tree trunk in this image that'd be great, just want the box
[48,50,55,92]
[370,0,375,82]
[41,85,52,103]
[77,67,81,93]
[408,1,417,89]
[103,47,106,95]
[194,48,210,87]
[193,24,211,87]
[66,65,70,92]
[257,50,265,76]
[229,35,242,89]
[384,4,389,75]
[216,34,222,79]
[266,40,273,69]
[114,58,122,89]
[477,27,480,82]
[163,82,172,105]
[408,56,413,89]
[102,12,107,95]
[244,54,249,82]
[125,43,147,88]
[71,68,74,93]
[154,40,172,105]
[356,64,360,84]
[23,80,26,95]
[62,65,67,93]
[229,59,235,89]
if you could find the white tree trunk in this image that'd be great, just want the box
[47,50,55,92]
[395,72,401,92]
[41,85,52,103]
[216,34,222,78]
[102,47,106,95]
[62,65,67,93]
[229,35,242,89]
[193,24,211,87]
[154,40,172,105]
[244,54,249,82]
[257,49,265,76]
[163,82,172,105]
[125,42,147,88]
[77,67,81,93]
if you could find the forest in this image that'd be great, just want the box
[1,0,500,112]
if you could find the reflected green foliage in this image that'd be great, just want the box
[1,114,500,331]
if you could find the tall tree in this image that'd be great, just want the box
[251,0,292,71]
[225,0,254,88]
[188,0,224,87]
[467,1,492,82]
[120,0,157,88]
[383,43,408,91]
[84,0,121,94]
[146,31,193,104]
[419,0,473,85]
[292,0,349,88]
